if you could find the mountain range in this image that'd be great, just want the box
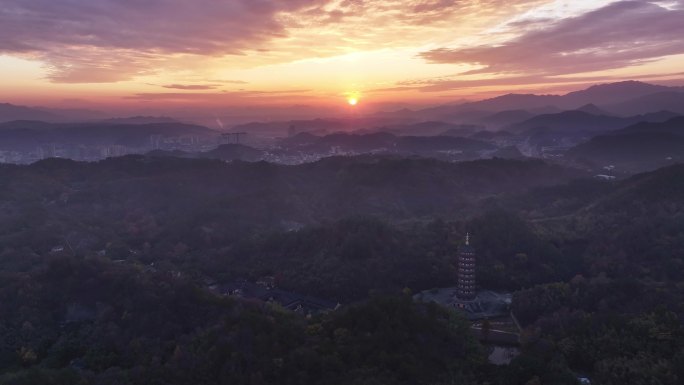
[0,120,217,150]
[148,144,266,162]
[0,103,106,123]
[566,117,684,172]
[399,81,684,125]
[507,110,680,135]
[279,131,496,156]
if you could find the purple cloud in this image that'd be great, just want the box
[0,0,326,82]
[421,1,684,76]
[0,0,550,83]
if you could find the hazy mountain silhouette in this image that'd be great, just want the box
[561,81,677,107]
[279,131,494,155]
[149,143,265,162]
[384,121,483,136]
[439,125,483,137]
[396,135,496,153]
[280,132,320,146]
[575,103,611,116]
[470,130,513,140]
[613,116,684,136]
[101,116,181,125]
[508,110,680,135]
[475,109,535,129]
[568,122,684,172]
[490,145,526,159]
[0,103,109,122]
[234,118,397,137]
[0,103,61,122]
[607,91,684,115]
[0,120,217,150]
[394,81,684,123]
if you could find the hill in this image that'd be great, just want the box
[232,118,403,137]
[0,121,218,151]
[0,103,61,122]
[0,156,584,252]
[385,81,684,124]
[0,255,488,385]
[575,103,611,116]
[396,135,495,153]
[490,146,526,159]
[615,116,684,136]
[0,102,109,122]
[203,143,265,161]
[561,81,677,107]
[380,121,483,136]
[277,131,496,160]
[567,131,684,172]
[476,109,535,129]
[508,110,625,134]
[100,116,181,125]
[148,144,265,162]
[607,91,684,115]
[508,110,678,135]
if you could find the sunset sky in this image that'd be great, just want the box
[1,0,684,112]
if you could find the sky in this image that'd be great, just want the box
[1,0,684,113]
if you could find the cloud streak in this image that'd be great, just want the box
[162,84,220,90]
[420,1,684,76]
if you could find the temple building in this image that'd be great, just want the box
[456,233,477,300]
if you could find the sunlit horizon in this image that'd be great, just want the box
[1,0,684,115]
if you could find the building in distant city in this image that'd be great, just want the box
[456,233,477,300]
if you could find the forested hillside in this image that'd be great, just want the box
[1,156,683,384]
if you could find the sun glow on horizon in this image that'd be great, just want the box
[346,91,361,106]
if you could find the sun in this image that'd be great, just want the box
[347,97,359,106]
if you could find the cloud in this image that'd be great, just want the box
[0,0,326,82]
[126,89,312,100]
[162,84,220,90]
[370,70,684,94]
[122,89,315,107]
[210,80,250,85]
[0,0,550,83]
[420,1,684,76]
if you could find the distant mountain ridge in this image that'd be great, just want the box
[0,103,107,123]
[575,104,611,116]
[507,109,680,135]
[148,143,265,162]
[392,81,684,125]
[607,91,684,115]
[100,116,181,125]
[279,131,496,155]
[0,103,61,122]
[615,116,684,136]
[476,110,536,128]
[567,117,684,172]
[562,81,677,107]
[0,155,585,227]
[0,120,217,150]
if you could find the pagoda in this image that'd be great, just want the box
[456,233,477,300]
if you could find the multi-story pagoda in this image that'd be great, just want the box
[456,233,477,300]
